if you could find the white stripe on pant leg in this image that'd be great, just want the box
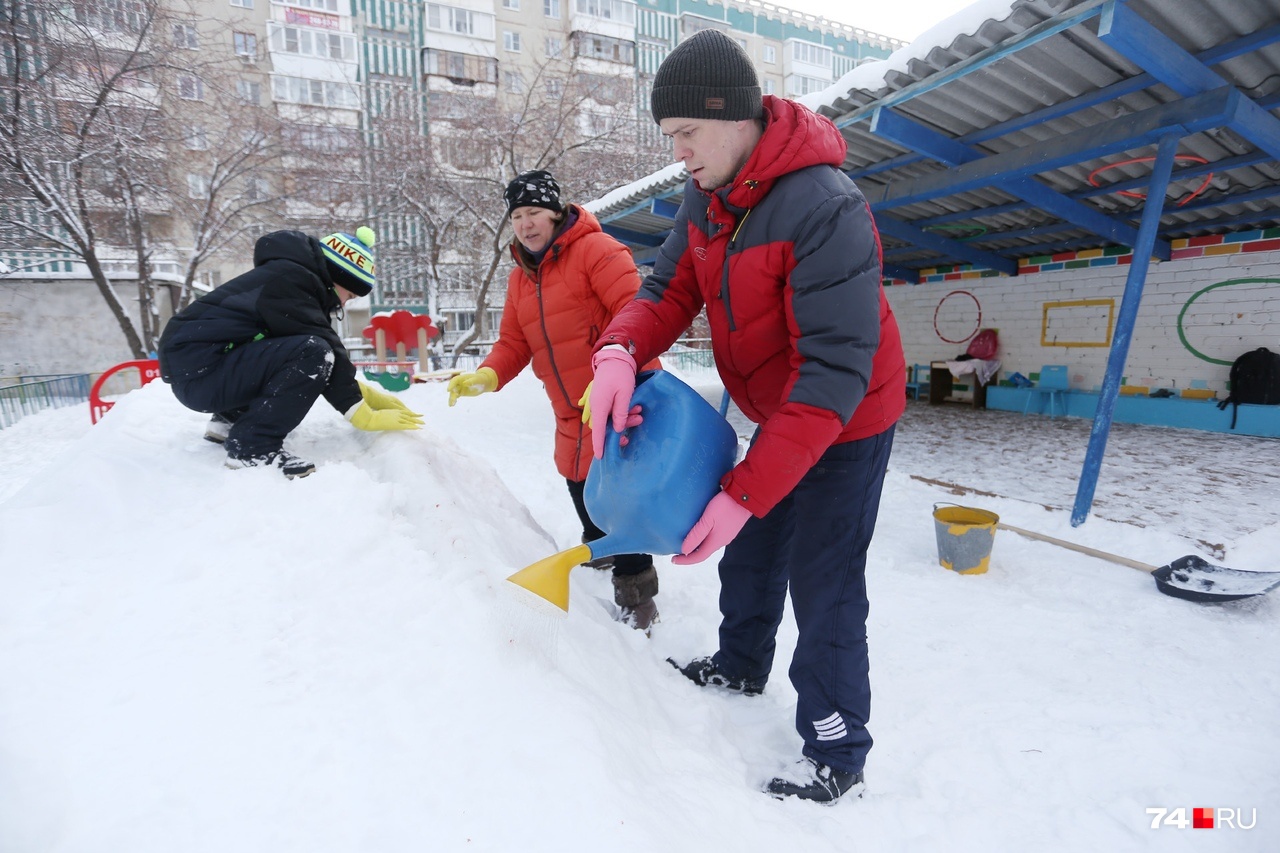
[814,711,847,741]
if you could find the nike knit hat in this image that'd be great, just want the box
[651,29,763,124]
[321,226,376,296]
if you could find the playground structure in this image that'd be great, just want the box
[359,311,442,391]
[89,359,161,424]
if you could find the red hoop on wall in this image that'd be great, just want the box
[1086,155,1212,207]
[933,290,982,344]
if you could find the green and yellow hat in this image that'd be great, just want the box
[321,226,376,296]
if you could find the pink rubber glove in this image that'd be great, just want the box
[671,491,753,565]
[590,347,638,459]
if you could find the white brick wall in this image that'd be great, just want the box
[884,250,1280,395]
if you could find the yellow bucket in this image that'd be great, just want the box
[932,504,999,575]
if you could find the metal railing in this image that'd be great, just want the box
[0,373,91,430]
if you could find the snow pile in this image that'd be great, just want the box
[1,372,1276,852]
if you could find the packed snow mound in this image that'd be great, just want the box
[1,374,1278,852]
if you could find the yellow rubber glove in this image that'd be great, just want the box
[347,402,424,431]
[579,381,594,426]
[359,382,414,412]
[447,367,498,407]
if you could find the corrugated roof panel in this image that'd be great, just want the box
[592,0,1280,275]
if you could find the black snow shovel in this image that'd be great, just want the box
[997,523,1280,603]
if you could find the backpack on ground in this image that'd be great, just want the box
[1216,347,1280,429]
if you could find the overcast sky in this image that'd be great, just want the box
[782,0,979,41]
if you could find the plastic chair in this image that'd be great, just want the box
[1023,365,1069,417]
[905,363,930,401]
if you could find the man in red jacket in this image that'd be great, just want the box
[590,30,906,802]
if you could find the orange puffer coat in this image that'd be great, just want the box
[481,205,658,481]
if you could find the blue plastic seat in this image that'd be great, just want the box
[1023,365,1070,416]
[906,363,930,400]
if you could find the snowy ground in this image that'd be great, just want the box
[1,368,1277,852]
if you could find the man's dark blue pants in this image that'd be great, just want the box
[169,335,333,458]
[711,425,895,775]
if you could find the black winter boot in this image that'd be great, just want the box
[225,449,316,479]
[667,656,764,695]
[204,413,234,444]
[612,565,659,635]
[765,757,865,804]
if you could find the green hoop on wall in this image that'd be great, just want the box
[923,223,989,241]
[1177,277,1280,365]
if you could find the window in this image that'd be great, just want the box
[575,0,634,25]
[502,0,519,8]
[183,126,208,150]
[736,38,747,51]
[187,174,209,198]
[763,45,776,64]
[173,23,198,49]
[504,70,523,93]
[177,75,204,100]
[244,177,270,202]
[290,0,338,10]
[286,124,356,153]
[272,75,360,108]
[791,41,832,67]
[544,0,560,17]
[233,32,257,58]
[424,49,498,84]
[74,1,146,34]
[574,32,634,64]
[762,79,774,95]
[503,31,521,52]
[546,78,563,98]
[545,37,563,58]
[427,4,495,39]
[230,0,253,7]
[269,25,355,62]
[785,74,827,97]
[237,80,261,104]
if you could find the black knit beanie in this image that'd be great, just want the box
[651,29,763,124]
[504,170,563,215]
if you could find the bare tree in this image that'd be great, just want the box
[0,0,177,356]
[365,53,666,365]
[0,0,309,354]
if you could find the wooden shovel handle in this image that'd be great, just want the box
[996,523,1157,574]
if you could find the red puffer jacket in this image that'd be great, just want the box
[482,205,659,481]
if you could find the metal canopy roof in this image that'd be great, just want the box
[591,0,1280,277]
[588,0,1280,527]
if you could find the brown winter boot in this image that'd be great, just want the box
[612,565,659,636]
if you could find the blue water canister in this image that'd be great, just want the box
[583,371,739,557]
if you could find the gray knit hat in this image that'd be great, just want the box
[651,29,763,124]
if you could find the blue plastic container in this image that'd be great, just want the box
[583,371,739,557]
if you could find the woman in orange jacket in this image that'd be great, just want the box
[447,170,660,632]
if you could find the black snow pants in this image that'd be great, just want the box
[169,335,334,458]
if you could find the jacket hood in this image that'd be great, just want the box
[726,96,848,209]
[253,230,332,284]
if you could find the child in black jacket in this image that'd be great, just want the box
[158,227,421,478]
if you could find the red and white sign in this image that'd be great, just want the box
[285,8,340,30]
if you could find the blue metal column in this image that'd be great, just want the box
[1071,133,1180,526]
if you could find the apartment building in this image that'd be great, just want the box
[1,0,902,370]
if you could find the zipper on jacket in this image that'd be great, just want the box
[720,205,753,332]
[534,272,578,416]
